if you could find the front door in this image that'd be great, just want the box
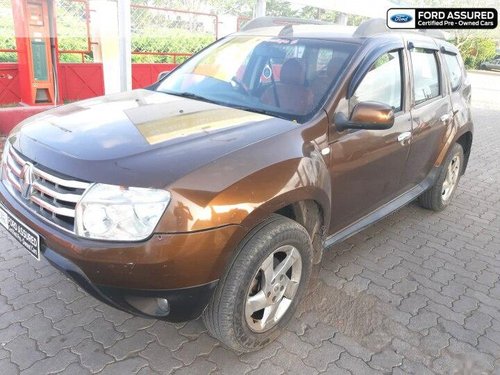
[328,49,412,234]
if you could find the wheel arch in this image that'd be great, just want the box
[274,199,326,263]
[456,131,472,174]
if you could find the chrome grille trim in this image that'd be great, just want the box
[6,168,21,191]
[9,146,25,166]
[7,155,21,177]
[2,146,90,232]
[32,180,82,203]
[32,167,90,190]
[10,148,91,190]
[30,195,76,218]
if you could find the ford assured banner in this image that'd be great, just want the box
[387,8,498,29]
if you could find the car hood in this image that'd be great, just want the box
[9,89,296,188]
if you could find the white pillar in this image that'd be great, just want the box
[255,0,266,17]
[337,13,348,25]
[90,0,121,94]
[117,0,132,92]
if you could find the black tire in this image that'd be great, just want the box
[202,214,313,352]
[419,143,464,211]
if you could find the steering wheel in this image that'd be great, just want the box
[231,76,250,96]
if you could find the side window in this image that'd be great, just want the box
[443,53,462,91]
[411,48,440,105]
[350,50,402,112]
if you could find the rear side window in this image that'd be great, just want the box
[350,50,402,112]
[411,48,440,105]
[443,53,462,91]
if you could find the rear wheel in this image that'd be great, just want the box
[419,143,464,211]
[202,215,313,352]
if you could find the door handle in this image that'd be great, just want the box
[441,109,458,122]
[397,132,411,145]
[440,114,451,122]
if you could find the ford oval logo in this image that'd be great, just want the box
[390,14,413,23]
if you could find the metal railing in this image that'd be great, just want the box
[0,0,17,62]
[56,0,94,62]
[130,3,218,63]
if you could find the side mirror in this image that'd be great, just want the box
[157,71,171,81]
[334,101,394,131]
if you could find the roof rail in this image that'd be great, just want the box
[240,16,447,40]
[240,16,330,31]
[354,18,447,40]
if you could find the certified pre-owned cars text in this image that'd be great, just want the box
[418,9,497,28]
[387,7,498,29]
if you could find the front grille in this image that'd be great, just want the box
[2,146,91,232]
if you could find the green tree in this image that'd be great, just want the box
[0,2,17,62]
[131,0,206,12]
[403,0,500,41]
[298,6,337,22]
[458,37,497,68]
[206,0,254,16]
[392,0,499,69]
[263,0,298,17]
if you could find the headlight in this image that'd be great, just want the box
[75,184,171,241]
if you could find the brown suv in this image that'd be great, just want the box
[0,18,472,352]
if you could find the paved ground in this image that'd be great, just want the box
[0,71,499,374]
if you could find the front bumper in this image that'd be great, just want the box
[0,182,243,321]
[44,247,217,321]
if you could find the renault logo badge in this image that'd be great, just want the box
[19,163,34,200]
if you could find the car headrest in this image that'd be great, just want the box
[280,58,305,86]
[326,56,344,77]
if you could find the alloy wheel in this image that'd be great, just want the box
[244,245,303,333]
[441,154,461,202]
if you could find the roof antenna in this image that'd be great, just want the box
[279,24,293,37]
[353,18,388,37]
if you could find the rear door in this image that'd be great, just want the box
[441,46,472,143]
[403,40,453,188]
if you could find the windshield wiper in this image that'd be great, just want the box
[226,104,291,121]
[159,91,219,105]
[160,90,293,122]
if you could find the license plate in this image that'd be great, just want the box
[0,204,40,260]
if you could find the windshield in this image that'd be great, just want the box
[156,35,358,123]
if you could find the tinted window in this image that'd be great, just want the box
[412,49,440,105]
[443,53,462,91]
[351,50,402,112]
[316,48,333,71]
[310,49,353,104]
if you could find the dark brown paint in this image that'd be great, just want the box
[0,32,473,296]
[350,101,394,125]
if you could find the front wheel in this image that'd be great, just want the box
[202,215,313,352]
[419,143,464,211]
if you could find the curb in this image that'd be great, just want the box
[467,69,500,76]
